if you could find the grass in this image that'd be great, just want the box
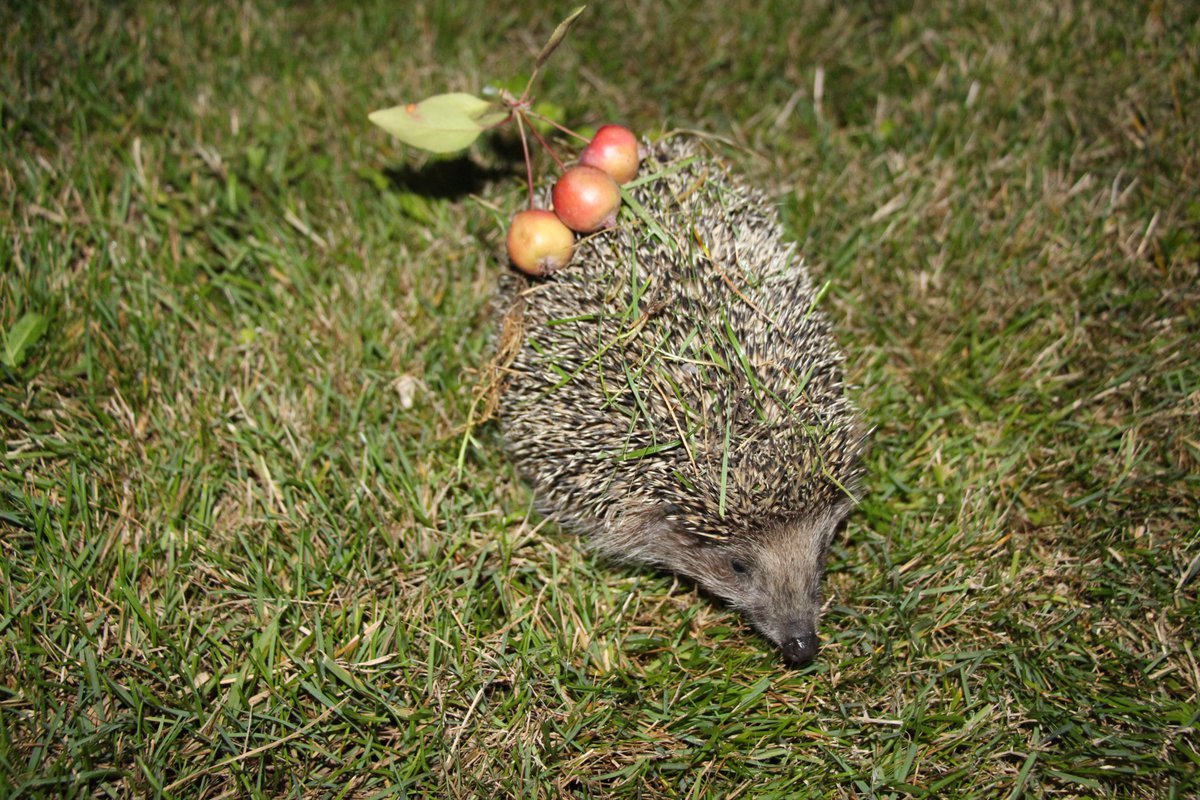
[1,0,1197,796]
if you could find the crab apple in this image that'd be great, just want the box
[579,124,641,184]
[507,209,575,276]
[552,165,621,233]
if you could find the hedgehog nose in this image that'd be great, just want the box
[781,634,819,667]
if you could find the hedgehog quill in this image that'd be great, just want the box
[497,136,867,667]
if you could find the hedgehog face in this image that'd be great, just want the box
[683,502,851,667]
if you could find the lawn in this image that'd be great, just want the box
[2,0,1198,797]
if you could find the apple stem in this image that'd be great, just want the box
[522,114,566,172]
[514,114,535,208]
[520,68,540,103]
[525,110,589,144]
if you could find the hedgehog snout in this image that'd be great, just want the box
[781,632,819,667]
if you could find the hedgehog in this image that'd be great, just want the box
[495,135,866,667]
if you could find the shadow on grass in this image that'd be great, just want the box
[383,158,508,200]
[382,134,529,201]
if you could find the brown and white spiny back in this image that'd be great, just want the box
[498,135,866,667]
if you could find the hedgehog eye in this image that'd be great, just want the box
[730,558,749,576]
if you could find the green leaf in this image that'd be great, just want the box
[368,93,508,154]
[535,6,587,68]
[2,312,48,368]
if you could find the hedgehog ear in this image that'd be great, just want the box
[820,497,856,544]
[831,496,855,520]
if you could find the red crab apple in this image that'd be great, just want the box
[506,209,575,276]
[552,165,621,233]
[579,124,641,184]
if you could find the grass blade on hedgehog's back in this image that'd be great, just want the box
[649,370,699,472]
[594,402,648,501]
[720,311,768,422]
[616,438,686,461]
[803,279,832,322]
[619,186,672,247]
[620,320,689,452]
[621,155,698,191]
[622,248,653,325]
[671,469,700,496]
[697,338,730,373]
[527,337,573,384]
[544,312,605,327]
[618,153,702,251]
[536,330,620,399]
[535,297,660,402]
[620,359,655,440]
[718,413,732,518]
[820,458,857,503]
